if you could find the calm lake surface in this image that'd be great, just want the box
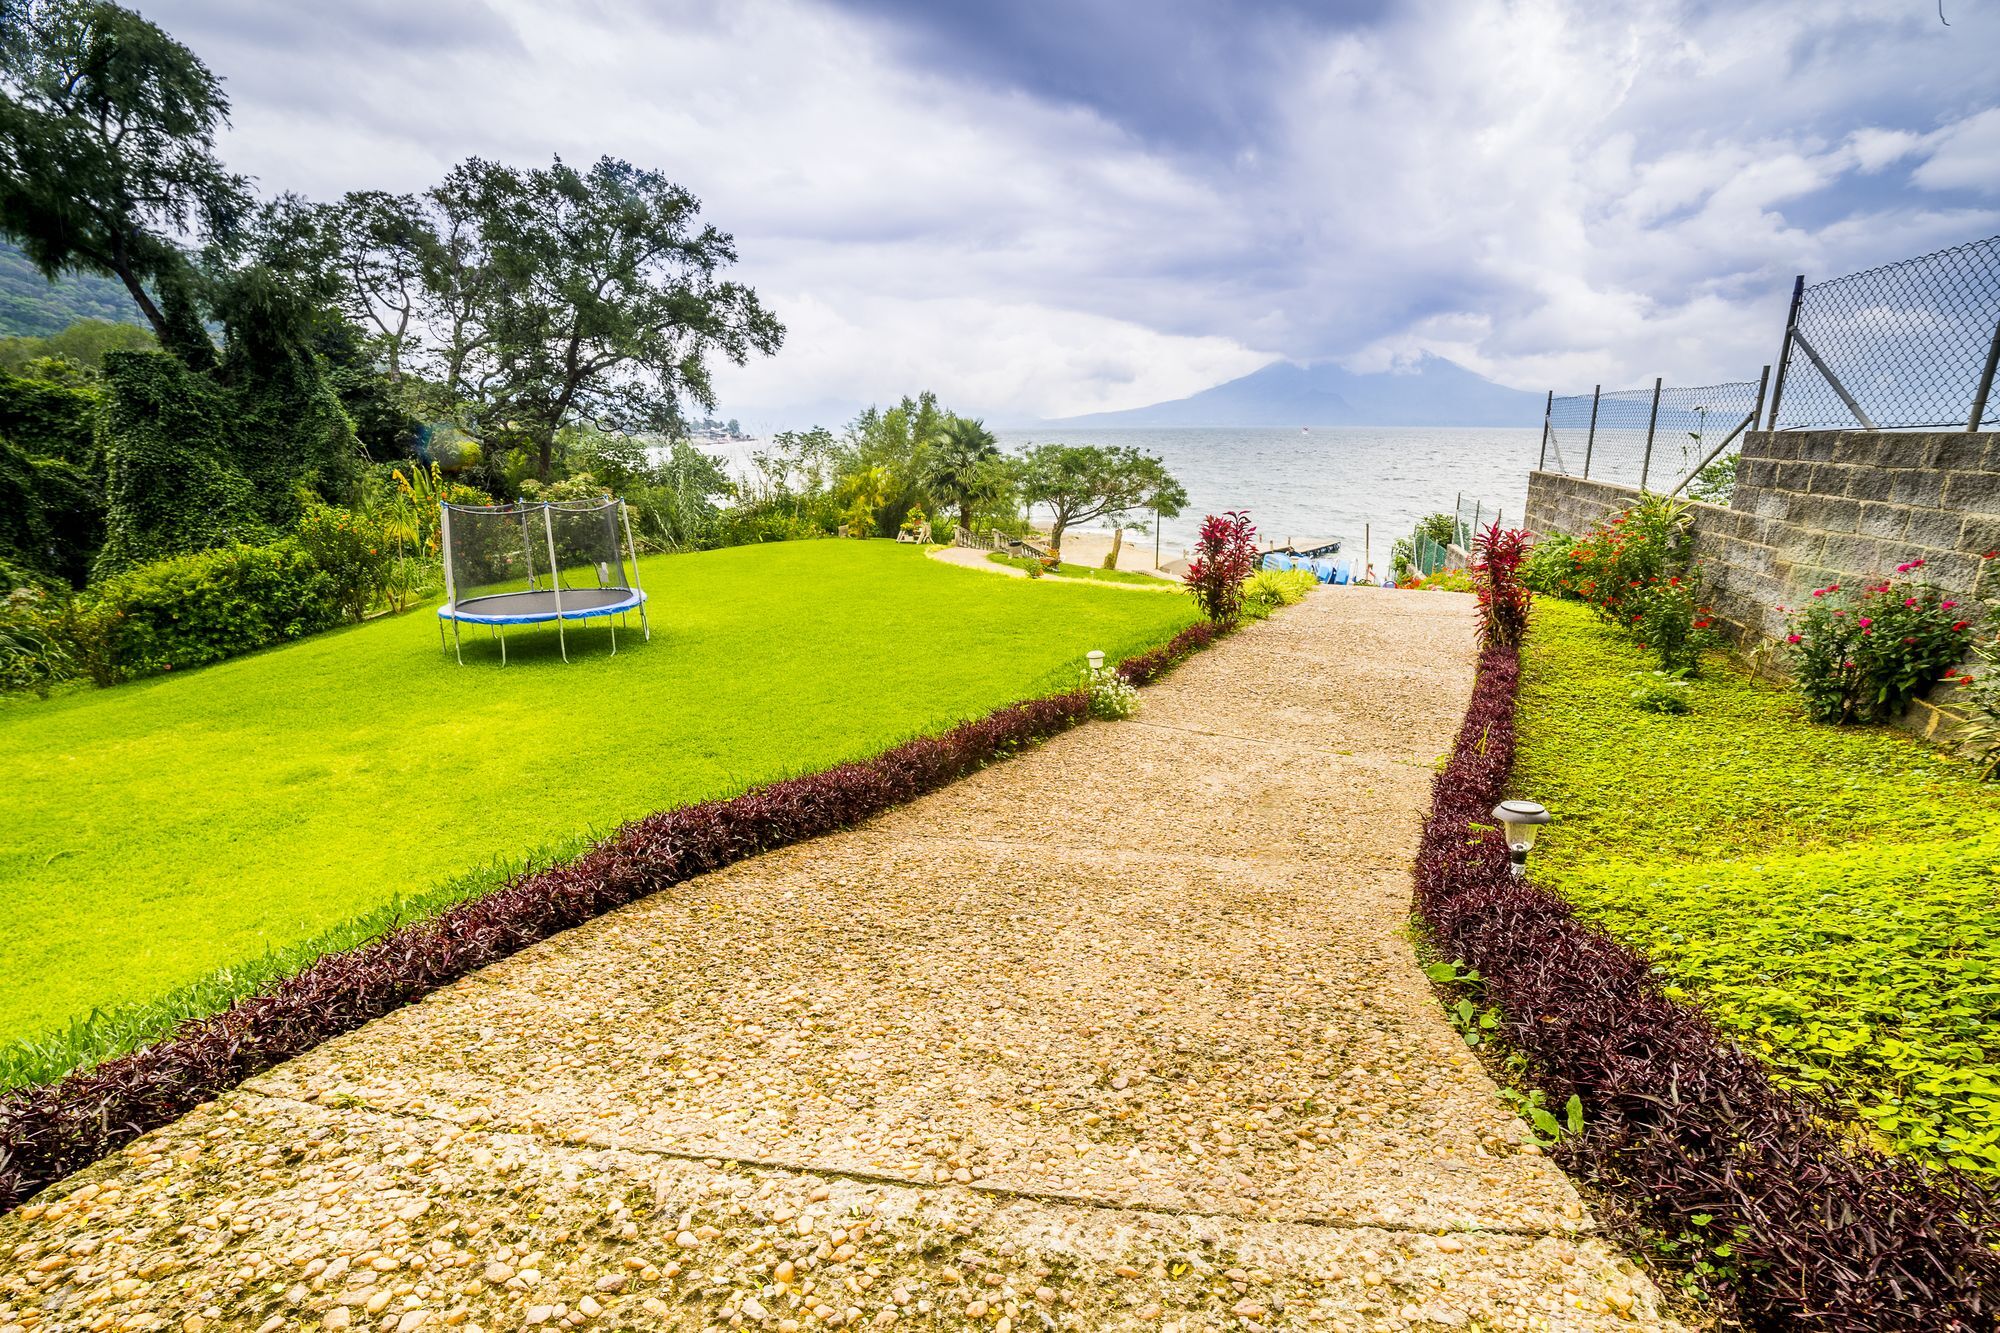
[990,426,1542,561]
[713,425,1543,564]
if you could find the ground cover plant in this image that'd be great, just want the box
[1517,597,2000,1177]
[1416,608,2000,1328]
[983,550,1172,586]
[0,541,1198,1080]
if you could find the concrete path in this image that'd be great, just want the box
[0,590,1673,1333]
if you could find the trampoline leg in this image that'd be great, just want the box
[556,615,568,663]
[640,602,651,642]
[609,618,617,657]
[500,627,507,666]
[451,618,463,666]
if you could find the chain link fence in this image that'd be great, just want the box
[1769,234,2000,431]
[1539,375,1768,493]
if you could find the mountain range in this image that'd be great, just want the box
[1039,354,1544,429]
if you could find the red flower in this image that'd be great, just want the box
[1786,633,1802,644]
[1857,617,1872,627]
[1953,620,1971,632]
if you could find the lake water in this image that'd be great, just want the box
[709,425,1543,566]
[990,426,1542,563]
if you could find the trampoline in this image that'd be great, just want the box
[437,497,650,664]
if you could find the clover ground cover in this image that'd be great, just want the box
[1515,597,2000,1174]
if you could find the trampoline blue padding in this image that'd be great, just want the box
[438,587,646,626]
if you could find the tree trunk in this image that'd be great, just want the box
[958,502,973,536]
[1048,520,1066,560]
[1105,527,1124,570]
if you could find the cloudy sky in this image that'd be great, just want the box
[143,0,2000,427]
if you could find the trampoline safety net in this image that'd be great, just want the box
[443,499,635,609]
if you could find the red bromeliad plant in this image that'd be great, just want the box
[1182,509,1259,627]
[1780,557,1983,724]
[1472,523,1531,648]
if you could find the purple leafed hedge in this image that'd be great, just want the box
[0,620,1226,1214]
[1418,644,2000,1331]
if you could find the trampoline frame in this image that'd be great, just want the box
[437,497,651,665]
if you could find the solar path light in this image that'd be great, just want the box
[1086,650,1105,676]
[1491,800,1552,877]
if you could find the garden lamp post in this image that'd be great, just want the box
[1491,800,1552,877]
[1086,650,1105,677]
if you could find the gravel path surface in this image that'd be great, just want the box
[0,589,1674,1332]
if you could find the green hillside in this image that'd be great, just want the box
[0,240,144,337]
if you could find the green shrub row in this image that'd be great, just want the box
[1516,598,2000,1175]
[3,539,346,691]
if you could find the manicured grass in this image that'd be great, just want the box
[985,551,1174,586]
[0,541,1198,1075]
[1516,597,2000,1174]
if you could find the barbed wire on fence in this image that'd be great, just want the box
[1769,234,2000,431]
[1539,374,1768,494]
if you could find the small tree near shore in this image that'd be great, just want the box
[1018,442,1182,560]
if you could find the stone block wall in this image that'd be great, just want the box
[1525,429,2000,745]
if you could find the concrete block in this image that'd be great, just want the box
[1738,457,1779,490]
[1958,514,2000,559]
[1832,432,1898,465]
[1841,466,1895,501]
[1857,503,1911,543]
[1941,470,2000,516]
[1928,434,1992,470]
[1902,506,1964,552]
[1888,469,1944,508]
[1797,494,1862,534]
[1774,460,1817,492]
[1794,433,1839,463]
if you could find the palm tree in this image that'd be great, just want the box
[923,415,1004,535]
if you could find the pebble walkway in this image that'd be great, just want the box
[0,589,1676,1332]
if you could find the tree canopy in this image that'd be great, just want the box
[1018,442,1186,557]
[0,0,249,360]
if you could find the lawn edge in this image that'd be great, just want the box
[1414,637,2000,1330]
[0,620,1220,1213]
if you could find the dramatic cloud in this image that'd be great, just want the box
[144,0,2000,426]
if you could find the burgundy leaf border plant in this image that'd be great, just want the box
[1416,641,2000,1331]
[0,621,1221,1214]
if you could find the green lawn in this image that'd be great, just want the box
[0,540,1197,1074]
[1515,598,2000,1174]
[985,551,1175,586]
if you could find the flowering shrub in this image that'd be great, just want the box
[1084,667,1139,720]
[1781,559,1982,724]
[295,501,392,623]
[1471,523,1531,648]
[1518,531,1575,594]
[1555,495,1714,672]
[1182,509,1258,626]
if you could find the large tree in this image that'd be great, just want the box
[1017,442,1185,560]
[0,0,251,361]
[447,155,782,481]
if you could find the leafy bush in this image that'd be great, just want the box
[0,587,73,696]
[89,540,344,682]
[1471,523,1530,648]
[1182,510,1258,626]
[1241,567,1315,619]
[1519,532,1575,594]
[1418,566,1472,593]
[1627,668,1691,714]
[295,501,392,623]
[1780,560,1981,724]
[1685,451,1738,505]
[1423,602,2000,1326]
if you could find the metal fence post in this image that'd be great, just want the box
[1765,274,1804,430]
[1538,390,1553,470]
[1639,376,1663,491]
[1970,316,2000,432]
[1582,385,1601,479]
